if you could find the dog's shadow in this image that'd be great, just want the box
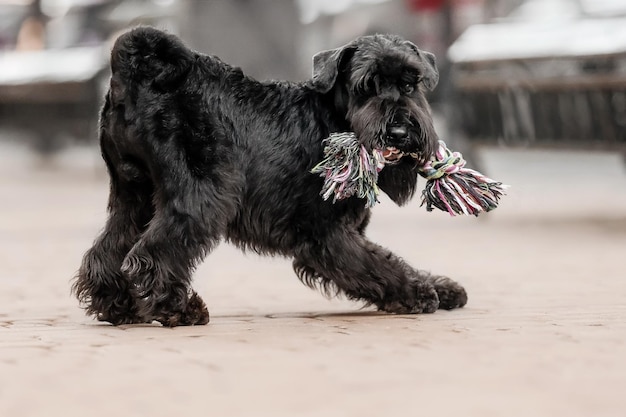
[260,310,387,320]
[213,309,420,325]
[84,309,404,329]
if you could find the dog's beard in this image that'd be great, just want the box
[347,97,438,166]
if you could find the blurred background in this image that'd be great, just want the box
[1,0,625,158]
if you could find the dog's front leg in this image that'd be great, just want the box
[293,230,467,313]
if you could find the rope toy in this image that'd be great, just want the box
[311,132,507,216]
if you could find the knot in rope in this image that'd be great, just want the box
[312,132,507,215]
[418,140,466,180]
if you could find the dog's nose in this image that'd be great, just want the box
[387,125,408,140]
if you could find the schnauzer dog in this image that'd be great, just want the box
[73,27,467,326]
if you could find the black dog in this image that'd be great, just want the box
[73,27,467,326]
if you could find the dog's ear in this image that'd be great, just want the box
[404,41,439,91]
[421,51,439,91]
[312,44,355,93]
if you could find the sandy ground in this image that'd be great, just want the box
[1,141,625,417]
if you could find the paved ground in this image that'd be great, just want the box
[1,141,625,417]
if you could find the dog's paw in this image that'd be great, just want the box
[97,311,149,326]
[377,281,439,314]
[429,275,468,310]
[81,286,147,325]
[156,292,210,327]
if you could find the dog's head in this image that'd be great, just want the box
[312,34,439,165]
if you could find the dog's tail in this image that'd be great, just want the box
[109,26,194,99]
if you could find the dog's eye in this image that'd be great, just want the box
[401,83,415,95]
[366,79,377,94]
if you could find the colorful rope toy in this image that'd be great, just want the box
[311,132,507,216]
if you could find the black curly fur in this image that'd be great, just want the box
[73,27,467,326]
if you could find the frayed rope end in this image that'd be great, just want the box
[418,140,508,216]
[420,170,509,216]
[310,132,383,208]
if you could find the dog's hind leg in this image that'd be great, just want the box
[73,161,154,325]
[119,189,213,326]
[119,159,233,326]
[101,27,216,326]
[293,230,467,314]
[120,186,219,326]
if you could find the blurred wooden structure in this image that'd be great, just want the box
[447,17,626,153]
[0,46,105,152]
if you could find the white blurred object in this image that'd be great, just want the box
[41,0,107,17]
[449,18,626,63]
[448,0,626,63]
[579,0,626,17]
[296,0,390,24]
[0,46,104,84]
[506,0,581,22]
